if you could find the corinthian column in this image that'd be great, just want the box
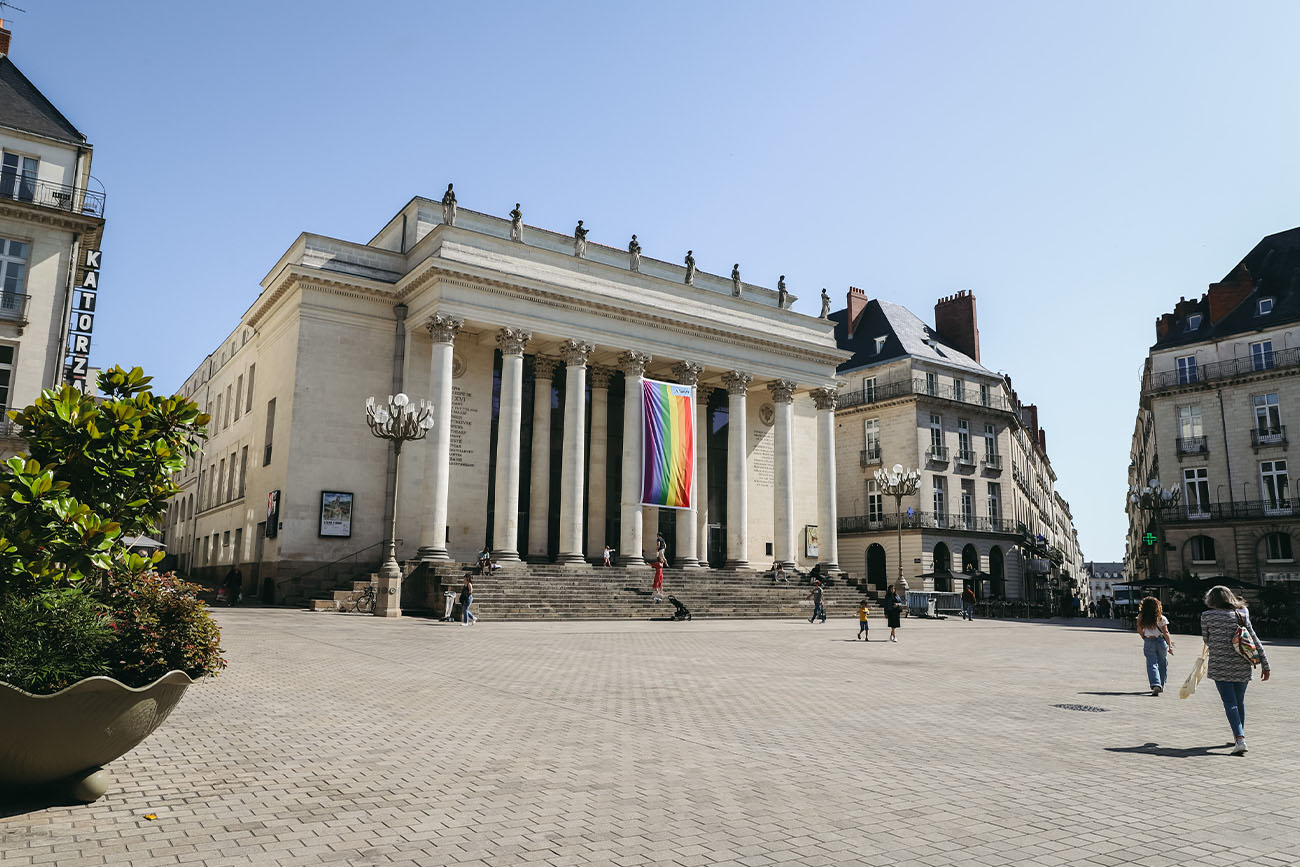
[672,361,704,568]
[557,340,594,564]
[419,313,463,561]
[768,380,797,568]
[619,350,652,568]
[812,387,840,573]
[492,327,530,561]
[695,386,712,567]
[527,356,559,559]
[586,366,613,560]
[722,371,753,569]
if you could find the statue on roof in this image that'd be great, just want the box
[628,235,642,272]
[731,264,742,297]
[509,204,523,242]
[684,250,696,285]
[441,183,457,226]
[819,287,831,319]
[777,275,787,310]
[574,221,588,258]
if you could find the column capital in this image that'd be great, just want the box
[696,385,715,405]
[767,380,798,404]
[495,326,532,356]
[426,313,463,344]
[671,361,704,386]
[721,371,754,396]
[811,386,839,411]
[533,354,561,380]
[590,365,615,389]
[618,350,652,377]
[560,339,594,368]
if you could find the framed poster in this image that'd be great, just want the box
[319,491,354,538]
[804,525,819,559]
[265,490,280,538]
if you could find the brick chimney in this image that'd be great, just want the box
[1022,404,1039,438]
[1207,264,1253,325]
[1038,428,1047,453]
[0,20,10,57]
[1155,312,1176,341]
[934,290,980,362]
[846,287,869,338]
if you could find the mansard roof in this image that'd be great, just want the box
[831,297,990,377]
[0,56,86,145]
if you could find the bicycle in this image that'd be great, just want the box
[348,584,377,614]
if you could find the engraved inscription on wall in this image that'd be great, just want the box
[751,426,774,489]
[449,386,480,468]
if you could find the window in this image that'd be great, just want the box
[954,379,965,403]
[0,153,38,202]
[864,418,880,461]
[988,483,1001,522]
[0,237,28,315]
[0,344,12,412]
[215,394,224,433]
[1189,535,1216,563]
[929,414,944,458]
[224,384,233,429]
[983,423,997,460]
[958,419,971,456]
[979,383,990,407]
[874,336,886,354]
[960,480,974,528]
[245,364,256,413]
[1258,298,1274,316]
[863,376,875,403]
[933,476,947,522]
[1184,467,1209,516]
[1176,355,1198,384]
[235,375,244,420]
[233,528,243,561]
[264,398,276,465]
[1178,405,1203,440]
[1186,313,1202,332]
[1251,340,1275,372]
[1254,393,1281,437]
[925,372,937,396]
[867,480,883,525]
[222,530,230,549]
[217,458,226,503]
[238,446,248,498]
[1266,532,1293,562]
[1260,460,1290,510]
[226,452,237,502]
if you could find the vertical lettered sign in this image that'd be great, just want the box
[65,248,100,390]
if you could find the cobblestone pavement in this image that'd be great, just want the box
[4,611,1299,866]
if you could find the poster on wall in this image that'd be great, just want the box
[804,525,819,559]
[265,490,280,538]
[640,378,695,509]
[319,491,354,538]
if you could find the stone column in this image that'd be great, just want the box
[527,356,559,560]
[695,387,712,567]
[619,351,652,568]
[768,380,797,569]
[722,371,753,569]
[672,361,704,567]
[419,313,462,561]
[492,327,531,561]
[557,340,594,564]
[812,387,840,573]
[586,366,613,560]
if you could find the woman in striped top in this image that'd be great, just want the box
[1200,585,1271,755]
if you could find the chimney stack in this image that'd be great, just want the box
[933,290,980,362]
[1207,264,1253,325]
[846,286,869,338]
[0,20,10,57]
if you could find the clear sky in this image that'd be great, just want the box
[8,1,1300,561]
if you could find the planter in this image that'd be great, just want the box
[0,670,195,802]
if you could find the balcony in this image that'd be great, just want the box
[1159,499,1295,525]
[839,511,1020,535]
[1176,436,1208,456]
[1146,346,1300,392]
[1251,426,1287,449]
[860,445,882,467]
[925,446,950,464]
[837,376,1012,412]
[956,449,977,466]
[982,453,1003,472]
[0,176,106,219]
[0,292,30,330]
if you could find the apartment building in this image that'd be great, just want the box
[1126,227,1300,591]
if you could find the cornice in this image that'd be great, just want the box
[0,200,104,233]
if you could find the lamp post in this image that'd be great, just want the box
[1128,478,1181,591]
[874,463,921,594]
[365,393,435,617]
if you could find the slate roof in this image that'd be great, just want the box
[1154,227,1300,349]
[830,297,990,376]
[0,56,86,145]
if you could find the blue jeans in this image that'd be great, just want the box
[1143,637,1168,687]
[962,603,974,620]
[810,602,825,622]
[1214,680,1248,738]
[462,594,474,623]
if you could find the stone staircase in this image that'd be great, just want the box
[310,563,879,621]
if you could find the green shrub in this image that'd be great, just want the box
[0,587,114,694]
[104,571,226,688]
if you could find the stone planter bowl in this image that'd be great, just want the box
[0,671,195,802]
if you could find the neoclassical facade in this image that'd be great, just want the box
[166,196,849,598]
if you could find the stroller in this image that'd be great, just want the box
[668,596,692,621]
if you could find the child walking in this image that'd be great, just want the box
[1136,596,1174,694]
[652,552,665,602]
[857,602,869,640]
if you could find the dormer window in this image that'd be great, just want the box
[874,336,886,354]
[1185,313,1202,332]
[1258,298,1274,316]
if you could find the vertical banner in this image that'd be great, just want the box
[641,378,694,509]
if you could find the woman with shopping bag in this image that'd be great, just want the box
[1199,585,1271,755]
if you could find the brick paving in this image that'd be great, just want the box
[3,611,1299,866]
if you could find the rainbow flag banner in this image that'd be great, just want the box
[641,379,695,509]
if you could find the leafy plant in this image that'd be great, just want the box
[103,571,226,687]
[0,587,114,694]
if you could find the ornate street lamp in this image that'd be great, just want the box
[1128,478,1181,588]
[874,463,921,594]
[365,393,435,616]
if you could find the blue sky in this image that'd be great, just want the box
[9,1,1300,561]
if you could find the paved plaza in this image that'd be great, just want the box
[3,611,1299,867]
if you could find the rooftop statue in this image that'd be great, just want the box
[441,183,457,226]
[574,220,588,258]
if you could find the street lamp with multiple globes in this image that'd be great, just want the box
[1128,478,1181,588]
[365,393,435,617]
[874,463,921,594]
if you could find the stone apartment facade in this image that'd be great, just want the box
[0,22,105,457]
[164,195,851,602]
[828,288,1085,604]
[1126,227,1300,591]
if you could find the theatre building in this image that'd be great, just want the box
[166,194,849,603]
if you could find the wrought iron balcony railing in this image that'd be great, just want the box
[860,446,882,467]
[956,449,977,466]
[1146,346,1300,392]
[0,176,106,219]
[837,376,1013,412]
[0,292,30,324]
[925,446,950,463]
[1176,436,1208,455]
[1251,426,1287,448]
[838,511,1020,535]
[1158,498,1294,524]
[982,453,1003,471]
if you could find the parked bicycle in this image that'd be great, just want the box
[348,584,377,614]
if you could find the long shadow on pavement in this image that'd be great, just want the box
[1105,742,1234,758]
[1079,690,1158,697]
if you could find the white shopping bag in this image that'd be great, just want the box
[1179,644,1209,699]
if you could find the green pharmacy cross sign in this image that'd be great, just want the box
[1143,532,1158,546]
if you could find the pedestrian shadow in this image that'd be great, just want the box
[1105,742,1229,758]
[1079,690,1158,697]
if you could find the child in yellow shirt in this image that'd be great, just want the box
[857,603,869,641]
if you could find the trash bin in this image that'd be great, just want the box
[443,590,458,622]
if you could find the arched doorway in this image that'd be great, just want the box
[990,546,1005,598]
[961,544,981,598]
[867,543,887,589]
[933,542,952,591]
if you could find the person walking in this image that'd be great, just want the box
[460,577,477,625]
[857,602,870,640]
[807,579,826,623]
[651,552,665,602]
[961,585,977,621]
[884,584,903,642]
[222,566,243,607]
[1136,595,1174,695]
[1201,585,1270,755]
[655,533,668,563]
[602,544,615,567]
